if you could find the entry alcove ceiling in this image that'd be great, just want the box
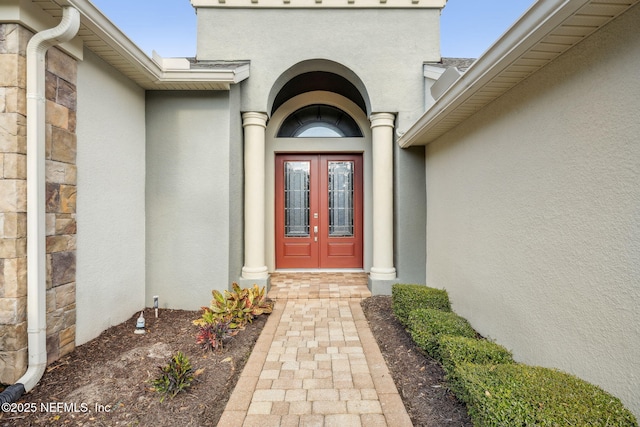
[271,71,367,116]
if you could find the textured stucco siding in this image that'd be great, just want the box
[226,85,244,287]
[196,8,440,133]
[394,144,426,287]
[426,7,640,414]
[425,5,640,416]
[76,48,146,345]
[145,91,233,310]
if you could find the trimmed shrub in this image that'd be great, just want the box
[439,336,514,396]
[407,308,476,359]
[392,284,451,326]
[454,363,638,427]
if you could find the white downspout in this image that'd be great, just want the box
[21,6,80,392]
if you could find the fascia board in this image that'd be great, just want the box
[62,0,247,88]
[64,0,165,79]
[1,0,83,59]
[158,65,250,84]
[231,64,251,83]
[423,65,446,81]
[398,0,593,148]
[152,51,251,85]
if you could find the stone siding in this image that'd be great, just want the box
[0,24,77,384]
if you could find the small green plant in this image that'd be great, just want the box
[243,283,273,317]
[196,320,237,352]
[392,284,451,327]
[151,352,194,402]
[408,308,476,360]
[193,283,273,330]
[215,285,254,327]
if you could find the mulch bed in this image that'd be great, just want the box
[1,296,471,426]
[361,296,472,426]
[0,309,266,426]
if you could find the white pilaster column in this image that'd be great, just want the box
[241,112,269,280]
[370,113,397,280]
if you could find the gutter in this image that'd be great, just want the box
[0,6,80,404]
[63,0,249,89]
[398,0,594,147]
[151,51,251,85]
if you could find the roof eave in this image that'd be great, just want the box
[157,64,251,86]
[53,0,249,90]
[398,0,639,147]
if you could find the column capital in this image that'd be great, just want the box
[370,112,395,129]
[242,112,269,128]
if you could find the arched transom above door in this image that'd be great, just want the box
[277,104,364,138]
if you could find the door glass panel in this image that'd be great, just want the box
[284,161,310,237]
[328,161,354,237]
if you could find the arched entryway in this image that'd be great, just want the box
[240,64,397,287]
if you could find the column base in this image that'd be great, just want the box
[369,267,396,281]
[238,275,271,292]
[241,265,269,279]
[367,276,396,296]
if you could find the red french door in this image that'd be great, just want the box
[275,154,363,269]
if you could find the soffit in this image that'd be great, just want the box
[399,0,640,147]
[29,0,248,90]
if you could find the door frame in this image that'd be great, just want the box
[265,91,373,272]
[275,153,364,269]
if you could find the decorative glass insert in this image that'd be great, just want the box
[277,104,363,138]
[284,161,310,237]
[328,161,354,237]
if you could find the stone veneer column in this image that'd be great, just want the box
[241,112,269,283]
[43,45,77,365]
[0,24,29,384]
[0,24,77,383]
[369,113,397,281]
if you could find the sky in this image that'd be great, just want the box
[90,0,535,59]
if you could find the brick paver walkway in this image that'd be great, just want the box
[267,272,372,300]
[217,273,412,427]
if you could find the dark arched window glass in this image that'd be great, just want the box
[277,104,363,138]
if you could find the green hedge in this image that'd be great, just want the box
[392,284,451,327]
[453,363,639,427]
[407,308,476,359]
[439,335,514,393]
[397,286,638,425]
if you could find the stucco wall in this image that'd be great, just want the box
[394,144,426,286]
[146,91,233,310]
[424,5,640,416]
[196,8,440,133]
[226,85,244,286]
[76,48,146,345]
